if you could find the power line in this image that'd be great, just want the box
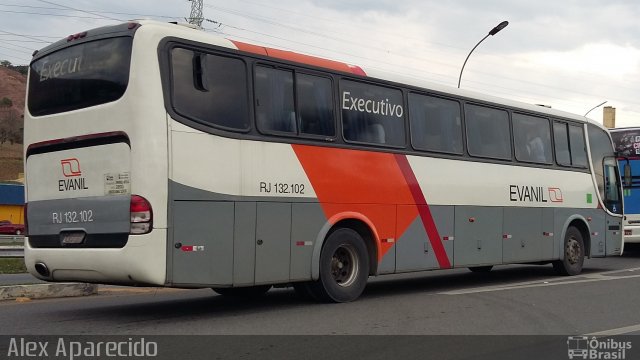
[209,20,640,106]
[0,50,29,63]
[0,39,49,44]
[203,4,459,73]
[205,2,640,102]
[36,0,125,22]
[0,32,61,40]
[203,20,453,83]
[0,2,633,116]
[0,3,180,19]
[0,9,124,20]
[214,0,463,53]
[0,29,55,43]
[0,40,35,53]
[209,23,640,112]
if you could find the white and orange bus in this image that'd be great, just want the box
[24,20,623,302]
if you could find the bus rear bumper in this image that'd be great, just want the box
[24,229,167,286]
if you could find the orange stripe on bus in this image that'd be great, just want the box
[292,145,417,261]
[230,40,267,56]
[230,40,365,75]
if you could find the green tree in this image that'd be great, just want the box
[0,109,21,146]
[0,97,12,108]
[0,60,11,67]
[13,65,28,76]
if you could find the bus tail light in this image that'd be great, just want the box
[130,195,152,234]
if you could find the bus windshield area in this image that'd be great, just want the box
[28,36,133,116]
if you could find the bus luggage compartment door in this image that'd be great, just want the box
[171,201,234,286]
[454,206,503,267]
[254,202,292,284]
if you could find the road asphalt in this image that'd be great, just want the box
[0,272,44,285]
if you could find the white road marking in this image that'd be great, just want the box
[439,267,640,295]
[586,324,640,336]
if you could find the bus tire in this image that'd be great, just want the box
[307,228,369,303]
[212,285,271,297]
[468,265,493,273]
[553,226,585,276]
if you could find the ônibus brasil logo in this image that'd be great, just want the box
[567,336,632,360]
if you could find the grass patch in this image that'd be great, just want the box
[0,258,27,274]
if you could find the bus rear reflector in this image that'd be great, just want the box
[23,203,28,236]
[130,195,152,234]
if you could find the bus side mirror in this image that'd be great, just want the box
[624,161,632,187]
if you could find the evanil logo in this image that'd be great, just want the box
[59,158,88,191]
[567,336,632,359]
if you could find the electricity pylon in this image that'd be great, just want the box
[187,0,204,28]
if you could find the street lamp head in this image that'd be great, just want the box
[457,20,510,88]
[489,21,509,36]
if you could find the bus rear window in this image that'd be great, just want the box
[28,37,133,116]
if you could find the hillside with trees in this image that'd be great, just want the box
[0,62,26,181]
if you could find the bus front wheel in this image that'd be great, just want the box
[553,226,585,276]
[307,228,369,303]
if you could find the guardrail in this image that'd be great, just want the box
[0,235,24,257]
[0,234,24,243]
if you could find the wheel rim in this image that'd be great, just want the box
[330,243,359,287]
[565,235,582,265]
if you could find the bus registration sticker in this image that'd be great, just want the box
[104,172,130,195]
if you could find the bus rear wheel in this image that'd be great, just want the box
[307,228,369,303]
[553,226,585,276]
[212,285,272,297]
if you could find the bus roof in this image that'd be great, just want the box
[35,19,606,130]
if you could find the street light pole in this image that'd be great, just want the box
[584,100,607,117]
[457,21,509,88]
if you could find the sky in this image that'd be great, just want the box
[1,0,639,127]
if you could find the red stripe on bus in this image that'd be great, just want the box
[230,40,366,76]
[394,154,452,269]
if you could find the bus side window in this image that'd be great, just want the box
[513,113,552,164]
[553,122,571,166]
[340,79,405,147]
[568,124,588,168]
[171,48,250,131]
[408,93,462,154]
[554,121,587,168]
[465,103,510,160]
[255,65,296,134]
[297,73,335,137]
